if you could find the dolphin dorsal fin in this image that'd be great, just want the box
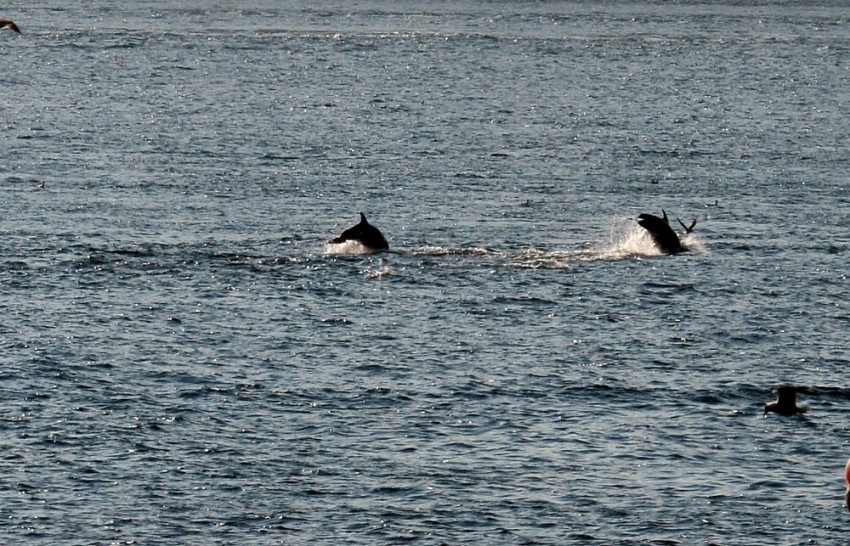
[661,209,669,224]
[359,212,368,224]
[678,217,697,233]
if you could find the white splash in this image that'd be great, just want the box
[364,267,391,279]
[602,220,666,259]
[324,240,378,256]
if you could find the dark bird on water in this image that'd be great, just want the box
[0,19,21,34]
[763,385,813,416]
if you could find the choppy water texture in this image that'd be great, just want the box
[2,1,850,544]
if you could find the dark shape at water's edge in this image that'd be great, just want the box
[764,385,814,416]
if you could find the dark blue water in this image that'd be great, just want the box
[2,1,850,544]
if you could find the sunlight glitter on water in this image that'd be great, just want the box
[1,2,848,545]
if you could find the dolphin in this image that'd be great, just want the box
[764,385,814,416]
[328,212,389,252]
[635,209,697,255]
[0,20,21,34]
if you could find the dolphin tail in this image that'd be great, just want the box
[677,217,697,234]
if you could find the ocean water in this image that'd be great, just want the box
[1,1,849,544]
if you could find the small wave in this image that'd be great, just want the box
[364,266,390,279]
[411,245,572,269]
[410,245,496,257]
[510,250,573,269]
[407,233,690,268]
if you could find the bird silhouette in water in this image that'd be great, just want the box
[763,385,813,416]
[0,19,21,34]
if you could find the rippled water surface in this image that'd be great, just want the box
[2,1,850,544]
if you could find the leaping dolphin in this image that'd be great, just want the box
[635,209,697,255]
[0,20,21,34]
[328,212,389,252]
